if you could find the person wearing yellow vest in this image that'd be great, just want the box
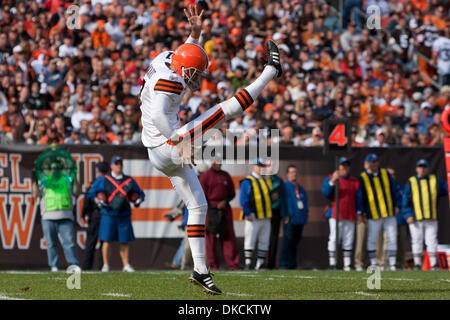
[240,158,273,270]
[32,160,81,272]
[401,159,448,270]
[356,153,402,270]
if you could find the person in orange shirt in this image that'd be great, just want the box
[430,5,446,31]
[379,93,398,117]
[39,124,64,145]
[360,78,374,97]
[436,86,450,109]
[91,20,110,49]
[358,95,383,126]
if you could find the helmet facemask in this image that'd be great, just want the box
[182,66,208,92]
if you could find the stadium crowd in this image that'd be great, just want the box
[0,0,449,148]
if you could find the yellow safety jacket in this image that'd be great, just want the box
[241,175,272,219]
[360,168,394,220]
[408,174,438,221]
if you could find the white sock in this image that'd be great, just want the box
[329,251,336,266]
[343,256,351,268]
[388,255,396,267]
[343,250,352,268]
[429,252,437,267]
[187,207,208,274]
[413,253,422,266]
[256,258,265,270]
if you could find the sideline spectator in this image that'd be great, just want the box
[200,159,239,271]
[87,156,145,272]
[82,161,110,270]
[32,156,81,272]
[279,165,308,269]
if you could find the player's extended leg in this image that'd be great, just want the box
[164,164,222,294]
[170,40,282,146]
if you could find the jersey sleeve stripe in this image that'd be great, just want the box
[154,83,184,90]
[154,87,183,94]
[156,79,184,88]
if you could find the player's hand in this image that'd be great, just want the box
[245,213,255,221]
[184,4,203,38]
[406,216,414,224]
[177,141,196,169]
[217,200,227,210]
[331,171,339,183]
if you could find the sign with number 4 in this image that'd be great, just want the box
[323,119,352,156]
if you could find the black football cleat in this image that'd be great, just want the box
[265,39,283,79]
[189,270,222,295]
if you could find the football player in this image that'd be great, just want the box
[139,5,282,294]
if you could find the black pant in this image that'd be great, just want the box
[279,223,304,269]
[267,206,281,269]
[82,210,103,270]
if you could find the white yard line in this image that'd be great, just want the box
[101,293,132,298]
[351,291,379,297]
[0,293,31,300]
[2,271,49,275]
[225,292,255,297]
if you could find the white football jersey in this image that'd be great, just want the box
[140,51,187,148]
[432,37,450,75]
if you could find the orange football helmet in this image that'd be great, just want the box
[171,43,209,91]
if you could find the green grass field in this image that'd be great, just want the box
[0,270,449,300]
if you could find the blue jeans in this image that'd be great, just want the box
[279,223,304,269]
[42,219,79,268]
[172,237,186,267]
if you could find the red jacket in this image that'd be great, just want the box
[322,175,359,221]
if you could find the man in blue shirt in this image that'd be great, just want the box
[279,165,308,269]
[240,158,273,270]
[87,156,145,272]
[401,159,448,270]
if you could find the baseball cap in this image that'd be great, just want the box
[111,156,123,164]
[306,83,317,91]
[273,32,283,41]
[231,27,242,37]
[217,81,227,90]
[339,157,350,165]
[376,128,385,136]
[365,153,379,162]
[420,102,431,110]
[245,34,254,43]
[412,92,423,101]
[416,159,429,167]
[13,45,23,53]
[135,39,144,47]
[252,158,267,167]
[96,161,110,174]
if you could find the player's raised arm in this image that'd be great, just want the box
[184,4,203,44]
